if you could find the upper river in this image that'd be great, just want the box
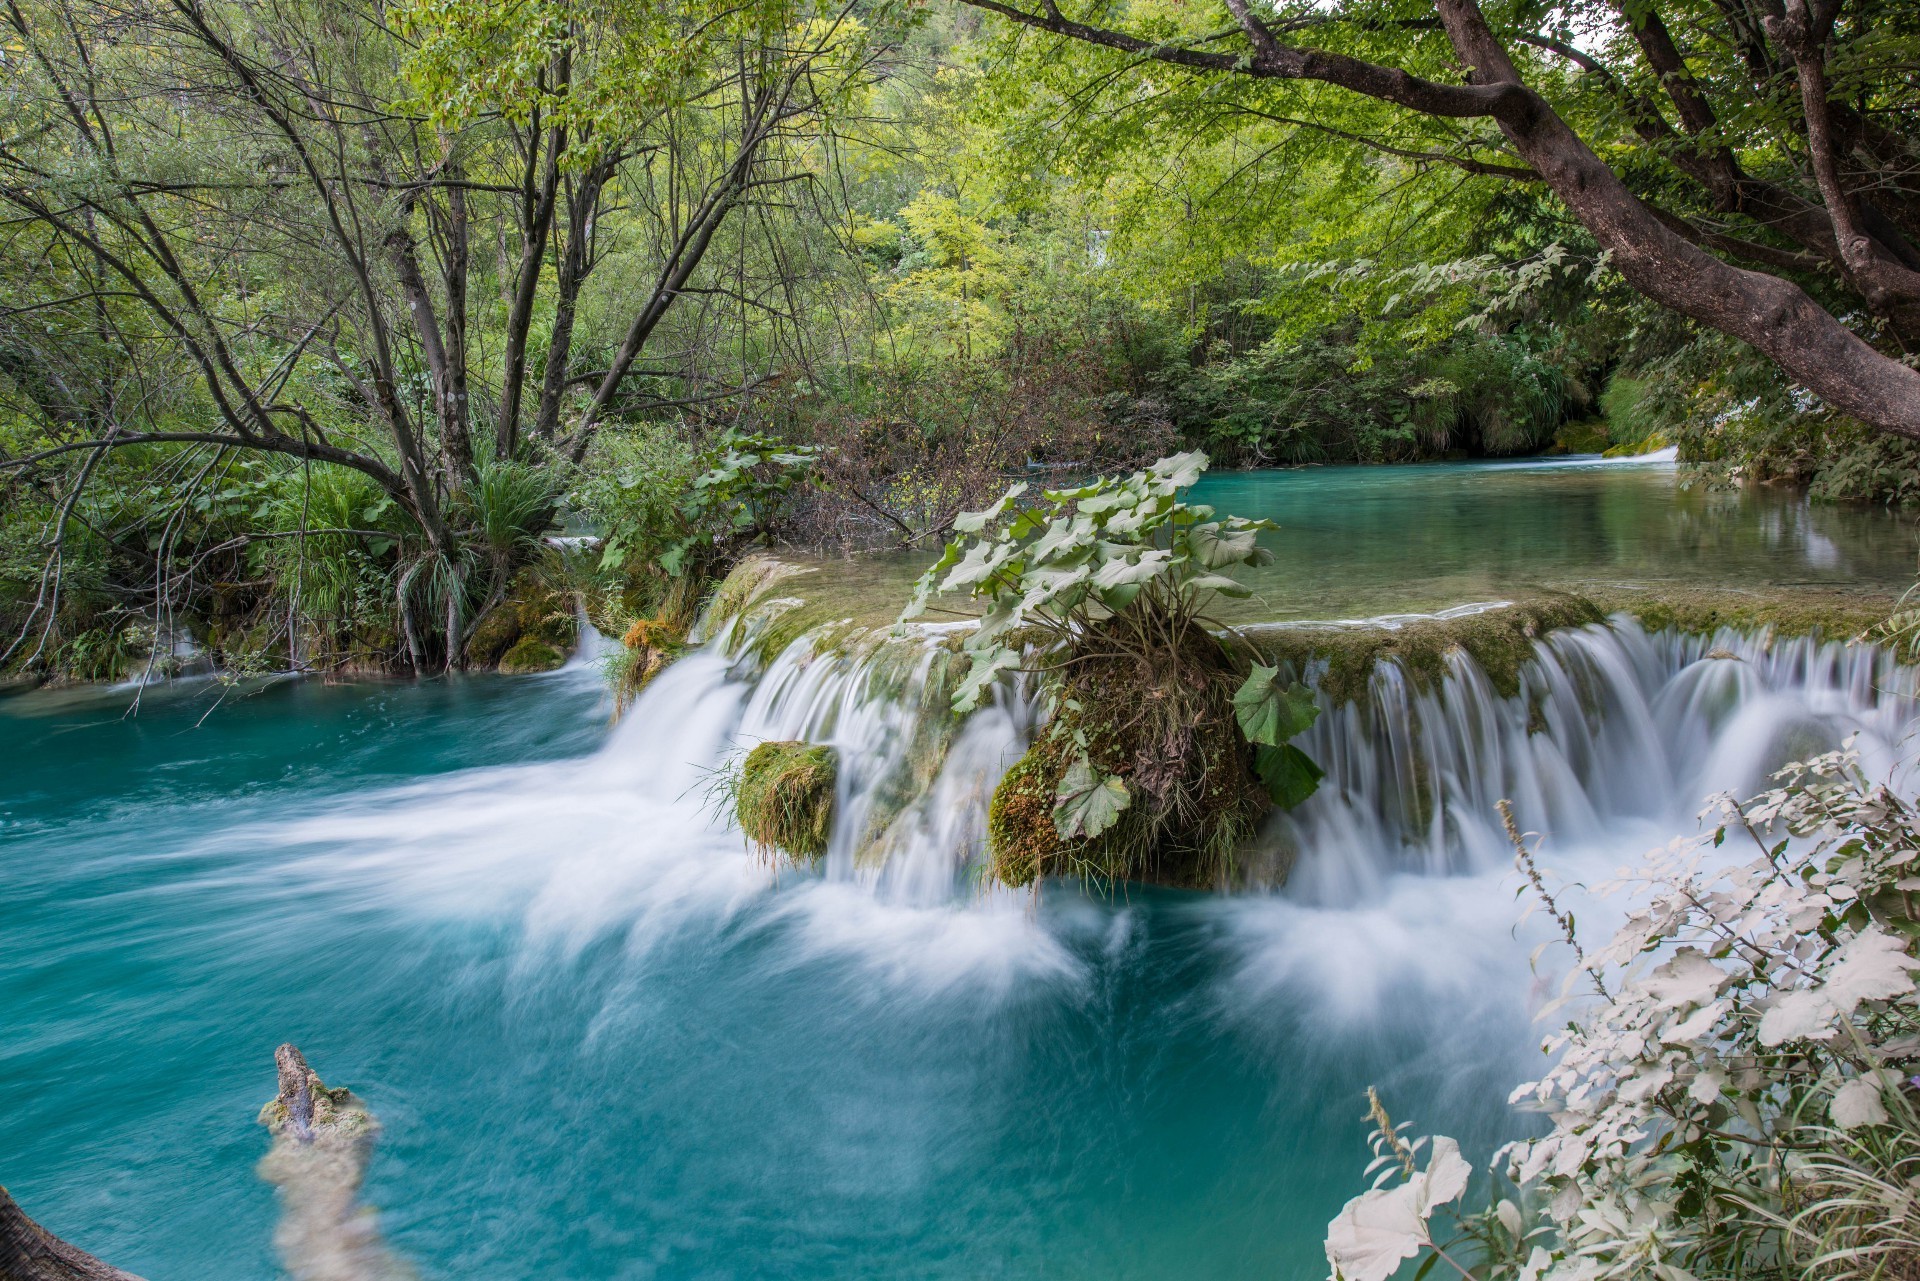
[3,456,1917,1280]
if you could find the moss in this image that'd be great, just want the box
[466,603,523,667]
[1581,584,1897,644]
[735,740,838,862]
[1550,418,1612,455]
[468,565,578,669]
[1249,594,1606,704]
[984,616,1270,891]
[498,637,565,674]
[987,738,1067,888]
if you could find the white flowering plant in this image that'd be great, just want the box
[1327,744,1920,1281]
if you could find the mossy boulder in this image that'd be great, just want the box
[735,740,838,863]
[498,636,566,674]
[468,566,579,669]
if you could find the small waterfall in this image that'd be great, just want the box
[1272,619,1917,905]
[694,609,1918,907]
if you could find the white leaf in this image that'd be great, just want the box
[1642,948,1726,1010]
[1759,927,1919,1046]
[1324,1137,1470,1281]
[1831,1074,1892,1130]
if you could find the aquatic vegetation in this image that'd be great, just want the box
[732,740,839,863]
[1328,749,1920,1281]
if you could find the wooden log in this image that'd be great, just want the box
[256,1044,411,1281]
[0,1187,145,1281]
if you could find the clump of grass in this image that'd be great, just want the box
[732,740,838,864]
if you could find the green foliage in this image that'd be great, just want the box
[732,740,839,863]
[660,429,823,577]
[906,450,1320,886]
[458,458,556,559]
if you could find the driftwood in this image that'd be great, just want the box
[255,1044,411,1281]
[1,1045,408,1281]
[0,1189,145,1281]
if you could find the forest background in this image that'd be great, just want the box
[2,0,1916,679]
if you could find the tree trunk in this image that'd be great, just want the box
[0,1189,145,1281]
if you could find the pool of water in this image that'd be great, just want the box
[3,458,1914,1281]
[0,664,1534,1280]
[790,456,1920,622]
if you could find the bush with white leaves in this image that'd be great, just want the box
[1327,744,1920,1281]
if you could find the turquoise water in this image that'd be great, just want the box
[4,459,1916,1280]
[1,669,1529,1280]
[795,457,1920,621]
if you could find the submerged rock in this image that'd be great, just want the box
[734,740,838,863]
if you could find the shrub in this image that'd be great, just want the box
[901,450,1321,888]
[1327,747,1920,1281]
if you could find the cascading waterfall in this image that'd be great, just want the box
[684,608,1920,912]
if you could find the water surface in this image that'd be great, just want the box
[4,459,1916,1280]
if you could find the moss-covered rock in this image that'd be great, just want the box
[1248,593,1606,704]
[735,740,838,862]
[1581,584,1897,644]
[468,566,579,670]
[498,637,565,674]
[987,737,1066,888]
[984,616,1271,891]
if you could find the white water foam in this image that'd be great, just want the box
[231,612,1920,1026]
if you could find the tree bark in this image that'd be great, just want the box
[0,1189,145,1281]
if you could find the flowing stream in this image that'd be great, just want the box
[4,458,1919,1279]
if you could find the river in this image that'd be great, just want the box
[2,457,1916,1279]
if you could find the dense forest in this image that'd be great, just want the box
[3,0,1918,681]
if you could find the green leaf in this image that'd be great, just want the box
[1147,449,1208,490]
[1254,743,1323,810]
[1233,665,1320,746]
[954,482,1028,533]
[1185,521,1261,569]
[1186,572,1252,598]
[952,647,1019,713]
[1053,755,1131,841]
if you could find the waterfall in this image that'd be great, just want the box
[685,608,1920,908]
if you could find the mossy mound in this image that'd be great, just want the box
[986,736,1066,888]
[735,740,838,862]
[1248,594,1606,704]
[468,566,578,669]
[1581,584,1898,644]
[985,618,1270,891]
[498,637,565,674]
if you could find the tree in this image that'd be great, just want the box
[950,0,1920,439]
[0,0,892,666]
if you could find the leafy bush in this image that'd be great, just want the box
[901,450,1320,887]
[1327,747,1920,1281]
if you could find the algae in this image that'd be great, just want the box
[734,740,838,862]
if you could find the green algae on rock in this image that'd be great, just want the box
[498,637,566,674]
[734,740,839,863]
